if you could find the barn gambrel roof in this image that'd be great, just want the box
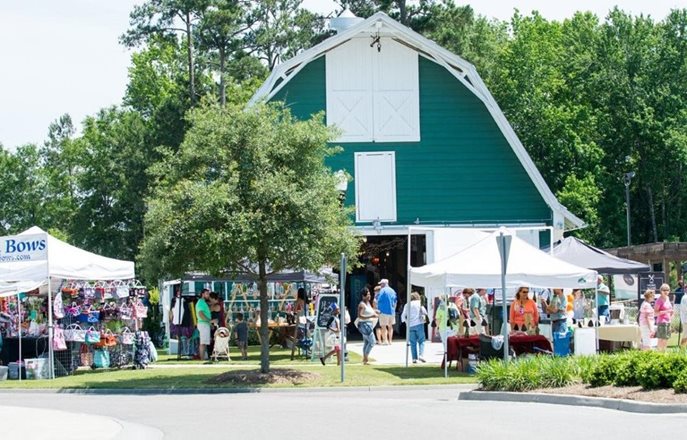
[249,12,585,231]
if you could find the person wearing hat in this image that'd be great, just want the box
[376,279,397,345]
[597,275,610,323]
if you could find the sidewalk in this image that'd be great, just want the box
[0,405,162,439]
[347,339,446,365]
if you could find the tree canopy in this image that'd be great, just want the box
[140,102,361,371]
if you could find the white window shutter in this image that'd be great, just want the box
[354,152,397,222]
[326,38,374,142]
[373,38,420,142]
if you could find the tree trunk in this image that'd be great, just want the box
[258,259,270,373]
[646,186,658,243]
[661,188,667,240]
[219,46,226,107]
[185,12,196,104]
[396,0,408,25]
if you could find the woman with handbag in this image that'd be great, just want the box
[401,291,428,363]
[357,287,379,365]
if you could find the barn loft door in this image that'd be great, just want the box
[326,37,419,143]
[354,151,397,222]
[373,38,419,142]
[326,38,374,142]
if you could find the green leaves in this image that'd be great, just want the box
[140,102,361,281]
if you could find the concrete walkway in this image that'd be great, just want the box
[0,405,162,439]
[347,339,447,365]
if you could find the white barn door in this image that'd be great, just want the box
[373,38,420,142]
[354,152,397,222]
[326,38,374,142]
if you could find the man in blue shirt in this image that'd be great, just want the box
[376,279,397,345]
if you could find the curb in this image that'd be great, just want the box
[458,390,687,414]
[0,383,477,396]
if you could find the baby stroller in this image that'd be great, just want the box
[211,327,231,362]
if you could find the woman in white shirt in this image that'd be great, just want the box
[401,291,429,363]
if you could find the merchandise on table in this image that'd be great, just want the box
[0,279,149,376]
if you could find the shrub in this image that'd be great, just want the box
[476,355,577,392]
[637,352,687,390]
[673,369,687,394]
[584,354,615,387]
[612,350,652,387]
[476,358,515,391]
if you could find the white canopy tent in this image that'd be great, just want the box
[410,228,597,291]
[409,228,598,375]
[0,226,135,282]
[0,227,135,379]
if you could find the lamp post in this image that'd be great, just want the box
[624,171,635,246]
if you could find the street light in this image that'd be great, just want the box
[624,171,635,246]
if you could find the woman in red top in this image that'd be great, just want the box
[509,287,539,332]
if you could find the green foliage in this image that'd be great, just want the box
[635,352,687,390]
[673,368,687,394]
[476,356,577,392]
[140,102,361,372]
[611,350,652,386]
[245,0,327,70]
[580,351,687,390]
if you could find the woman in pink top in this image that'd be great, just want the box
[638,289,655,350]
[654,284,673,351]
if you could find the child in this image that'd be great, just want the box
[234,313,248,360]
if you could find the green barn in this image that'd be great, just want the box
[250,12,583,294]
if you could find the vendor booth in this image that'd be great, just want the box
[162,270,332,358]
[409,228,597,375]
[0,227,150,379]
[552,237,650,275]
[553,236,650,351]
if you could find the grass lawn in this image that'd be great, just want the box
[0,346,477,390]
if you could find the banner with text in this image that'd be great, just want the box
[0,233,48,263]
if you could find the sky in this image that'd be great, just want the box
[1,0,684,151]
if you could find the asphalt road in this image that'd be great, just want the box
[3,387,686,439]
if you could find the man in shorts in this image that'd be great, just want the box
[376,279,397,345]
[196,288,212,361]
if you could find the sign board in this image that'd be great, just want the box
[315,294,339,329]
[638,272,665,300]
[0,233,48,263]
[637,272,665,320]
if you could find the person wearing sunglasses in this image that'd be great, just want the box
[509,287,539,333]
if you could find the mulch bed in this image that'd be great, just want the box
[533,383,687,404]
[205,368,320,386]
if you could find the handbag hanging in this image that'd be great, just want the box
[121,327,134,345]
[85,326,101,345]
[116,286,129,299]
[64,324,85,342]
[53,327,68,351]
[80,344,93,367]
[93,349,111,369]
[53,293,65,319]
[134,299,148,318]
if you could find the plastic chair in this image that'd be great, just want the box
[211,327,231,361]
